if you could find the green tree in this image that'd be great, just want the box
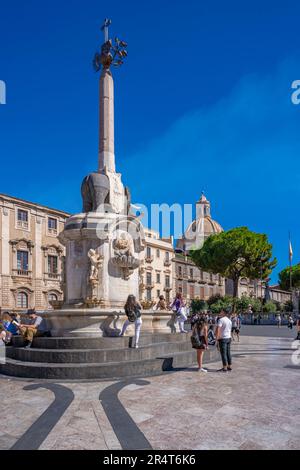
[190,299,208,314]
[191,227,277,303]
[284,300,294,312]
[263,300,277,313]
[207,295,233,314]
[279,264,300,291]
[235,295,262,313]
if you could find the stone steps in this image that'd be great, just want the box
[0,333,219,380]
[10,333,190,350]
[0,348,218,380]
[5,340,192,364]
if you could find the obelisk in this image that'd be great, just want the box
[94,19,127,174]
[99,67,115,172]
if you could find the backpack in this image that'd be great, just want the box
[191,326,204,349]
[126,306,141,323]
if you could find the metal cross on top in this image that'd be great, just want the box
[101,18,112,43]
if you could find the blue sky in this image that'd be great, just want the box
[1,0,300,283]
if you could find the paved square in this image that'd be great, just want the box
[0,328,299,450]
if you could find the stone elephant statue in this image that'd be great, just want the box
[81,172,110,213]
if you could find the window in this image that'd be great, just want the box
[49,218,57,230]
[165,275,170,288]
[178,266,182,276]
[190,268,193,278]
[156,273,160,284]
[156,249,160,258]
[17,292,28,308]
[17,250,29,271]
[146,272,152,286]
[146,247,151,258]
[17,209,29,229]
[190,285,194,298]
[48,255,58,274]
[146,289,152,301]
[48,217,58,234]
[165,252,170,261]
[18,209,28,222]
[157,290,160,298]
[48,293,58,307]
[178,286,183,294]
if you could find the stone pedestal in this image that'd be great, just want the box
[40,309,179,337]
[59,212,144,309]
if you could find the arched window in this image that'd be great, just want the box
[17,292,28,308]
[48,293,58,308]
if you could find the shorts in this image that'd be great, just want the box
[232,327,240,333]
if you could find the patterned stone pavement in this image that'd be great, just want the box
[0,329,299,450]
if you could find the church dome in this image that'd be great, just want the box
[176,193,223,253]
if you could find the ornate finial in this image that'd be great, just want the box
[93,19,128,72]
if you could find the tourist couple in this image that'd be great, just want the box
[191,309,233,373]
[0,309,49,349]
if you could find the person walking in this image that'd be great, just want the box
[191,316,208,373]
[231,313,240,342]
[288,314,294,330]
[170,293,188,333]
[120,295,142,348]
[216,309,232,372]
[276,313,282,328]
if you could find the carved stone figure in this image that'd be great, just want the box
[113,232,134,257]
[111,232,140,280]
[81,173,110,213]
[88,249,103,282]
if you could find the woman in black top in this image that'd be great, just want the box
[119,295,142,348]
[191,316,208,373]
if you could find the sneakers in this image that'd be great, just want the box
[198,368,207,373]
[227,367,232,372]
[24,341,32,349]
[219,368,227,373]
[180,330,188,334]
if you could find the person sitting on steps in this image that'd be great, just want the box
[18,309,50,349]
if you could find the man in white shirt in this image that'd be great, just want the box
[215,309,233,372]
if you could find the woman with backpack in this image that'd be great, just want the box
[119,295,142,348]
[191,316,208,373]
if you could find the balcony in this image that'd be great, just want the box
[145,283,154,289]
[45,272,61,281]
[164,259,171,267]
[164,285,172,292]
[145,256,154,263]
[17,220,29,230]
[12,269,32,278]
[188,276,196,283]
[48,228,58,236]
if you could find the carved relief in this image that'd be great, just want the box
[111,232,140,280]
[86,249,104,302]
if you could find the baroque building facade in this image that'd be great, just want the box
[139,228,174,306]
[0,193,291,311]
[0,194,69,311]
[174,194,226,301]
